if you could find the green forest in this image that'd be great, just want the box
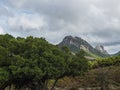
[0,34,120,90]
[0,34,89,90]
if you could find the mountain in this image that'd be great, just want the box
[95,45,108,54]
[58,35,109,57]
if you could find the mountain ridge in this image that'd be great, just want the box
[58,35,109,57]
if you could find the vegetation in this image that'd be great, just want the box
[54,66,120,90]
[52,55,120,90]
[0,34,120,90]
[0,34,89,90]
[94,55,120,68]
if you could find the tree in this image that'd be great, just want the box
[50,49,89,90]
[0,34,90,90]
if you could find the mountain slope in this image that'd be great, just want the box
[112,51,120,56]
[58,36,109,57]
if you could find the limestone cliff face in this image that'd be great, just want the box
[95,45,108,54]
[59,36,92,52]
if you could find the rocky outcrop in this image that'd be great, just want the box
[95,45,108,54]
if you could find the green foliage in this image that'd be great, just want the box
[69,51,90,76]
[95,55,120,67]
[0,68,9,81]
[0,34,89,89]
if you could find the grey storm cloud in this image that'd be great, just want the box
[1,0,120,53]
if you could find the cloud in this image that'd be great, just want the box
[8,14,45,30]
[0,1,13,17]
[6,13,45,36]
[7,0,120,32]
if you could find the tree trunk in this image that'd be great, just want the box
[31,81,48,90]
[0,81,10,90]
[51,78,59,90]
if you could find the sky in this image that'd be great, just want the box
[0,0,120,54]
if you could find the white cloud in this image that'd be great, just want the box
[8,13,45,30]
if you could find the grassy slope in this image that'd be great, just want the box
[84,50,101,58]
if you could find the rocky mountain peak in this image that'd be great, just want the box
[95,44,108,54]
[58,35,109,57]
[63,36,82,42]
[63,35,72,40]
[61,36,88,49]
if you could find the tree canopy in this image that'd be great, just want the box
[0,34,89,90]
